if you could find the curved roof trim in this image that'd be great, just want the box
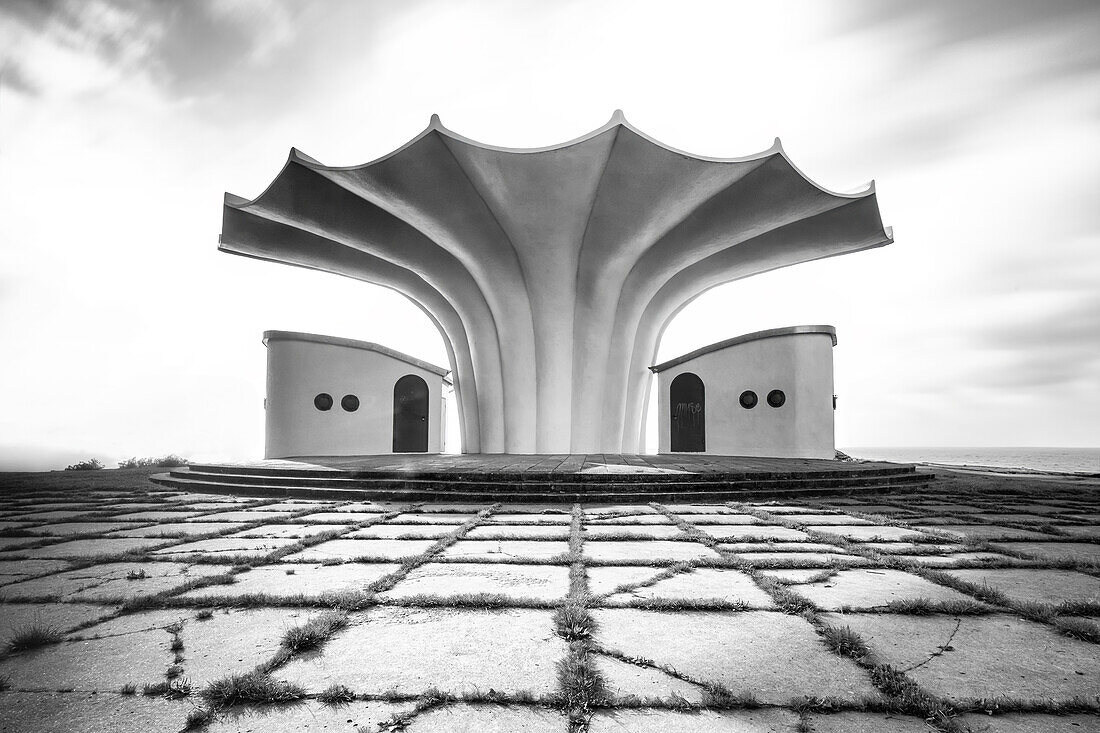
[263,330,451,379]
[224,111,873,206]
[649,325,837,374]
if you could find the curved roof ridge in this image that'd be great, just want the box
[226,112,874,203]
[649,325,838,373]
[263,330,451,378]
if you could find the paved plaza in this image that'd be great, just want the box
[0,468,1097,732]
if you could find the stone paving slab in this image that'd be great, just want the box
[380,561,570,601]
[718,542,851,554]
[587,514,672,525]
[583,540,720,563]
[606,568,776,608]
[943,568,1100,605]
[582,525,687,539]
[487,513,574,524]
[0,602,117,644]
[112,510,209,521]
[0,561,227,602]
[956,713,1100,732]
[406,703,567,732]
[1,537,169,559]
[0,691,188,733]
[391,512,474,524]
[25,521,137,536]
[295,511,384,522]
[441,540,570,561]
[203,700,406,732]
[804,525,933,541]
[192,510,299,522]
[589,709,798,732]
[892,552,1018,567]
[281,538,436,562]
[805,712,932,732]
[819,612,1100,702]
[230,523,352,539]
[153,537,300,558]
[587,566,670,596]
[0,558,70,583]
[107,521,248,537]
[277,607,564,695]
[181,561,400,600]
[348,523,453,538]
[673,513,762,524]
[920,524,1057,540]
[991,541,1100,563]
[466,524,572,539]
[732,552,872,567]
[774,514,873,525]
[698,526,810,541]
[594,653,706,704]
[791,569,976,610]
[592,609,880,704]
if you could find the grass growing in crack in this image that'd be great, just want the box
[120,682,137,695]
[557,643,609,719]
[1052,617,1100,643]
[280,610,348,652]
[194,609,213,620]
[555,603,598,640]
[820,625,874,661]
[184,707,214,729]
[882,597,991,615]
[200,670,305,707]
[5,623,63,652]
[142,678,192,699]
[318,683,356,705]
[700,683,759,709]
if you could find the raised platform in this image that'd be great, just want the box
[151,454,932,502]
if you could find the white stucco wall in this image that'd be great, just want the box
[264,332,447,458]
[655,327,835,459]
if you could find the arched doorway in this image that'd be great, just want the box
[393,374,429,453]
[670,372,705,452]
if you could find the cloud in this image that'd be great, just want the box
[0,0,303,100]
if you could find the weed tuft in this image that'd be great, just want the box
[820,625,873,661]
[554,603,598,641]
[701,683,759,709]
[184,706,214,729]
[119,683,137,695]
[200,671,305,707]
[317,683,356,705]
[5,623,63,653]
[281,610,349,653]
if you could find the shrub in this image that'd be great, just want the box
[65,458,103,471]
[118,455,190,469]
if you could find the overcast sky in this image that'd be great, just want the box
[1,0,1097,470]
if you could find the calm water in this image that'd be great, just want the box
[843,447,1100,475]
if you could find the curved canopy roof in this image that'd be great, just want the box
[221,112,892,453]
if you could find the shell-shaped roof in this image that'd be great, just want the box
[221,113,892,454]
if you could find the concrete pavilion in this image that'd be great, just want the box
[220,112,892,456]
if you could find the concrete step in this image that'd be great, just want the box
[168,467,928,494]
[150,471,933,503]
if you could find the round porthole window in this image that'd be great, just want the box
[739,390,757,409]
[314,393,333,411]
[341,394,360,412]
[767,389,786,408]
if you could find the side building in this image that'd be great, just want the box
[651,326,837,459]
[263,331,449,458]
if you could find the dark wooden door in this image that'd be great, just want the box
[393,374,429,453]
[670,373,705,452]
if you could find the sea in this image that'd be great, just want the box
[842,447,1100,475]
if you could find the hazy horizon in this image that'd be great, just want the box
[1,0,1098,471]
